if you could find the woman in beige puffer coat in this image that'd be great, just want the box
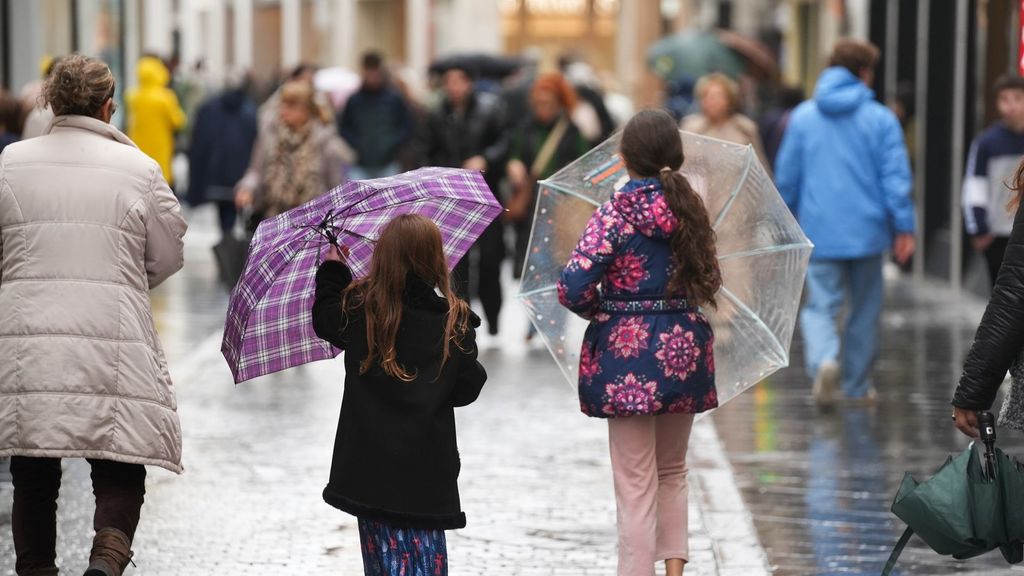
[0,54,187,576]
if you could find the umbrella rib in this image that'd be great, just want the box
[718,287,788,366]
[516,285,557,299]
[538,179,603,206]
[711,150,753,230]
[718,242,814,261]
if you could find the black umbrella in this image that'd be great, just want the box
[429,53,523,80]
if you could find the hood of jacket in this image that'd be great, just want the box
[611,178,678,240]
[137,56,170,89]
[813,66,874,117]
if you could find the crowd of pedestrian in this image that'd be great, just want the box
[6,33,1024,576]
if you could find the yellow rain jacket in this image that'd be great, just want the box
[126,57,186,185]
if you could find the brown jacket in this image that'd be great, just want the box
[0,115,187,472]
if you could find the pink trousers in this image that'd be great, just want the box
[608,412,695,576]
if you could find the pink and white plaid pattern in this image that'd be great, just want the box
[222,167,502,383]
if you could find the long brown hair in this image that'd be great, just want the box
[342,214,471,381]
[620,109,722,307]
[1008,158,1024,213]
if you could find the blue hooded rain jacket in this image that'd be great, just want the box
[774,66,915,260]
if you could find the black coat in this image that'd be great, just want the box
[311,261,487,529]
[186,89,258,206]
[954,202,1024,410]
[422,91,507,191]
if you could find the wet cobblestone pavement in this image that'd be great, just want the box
[712,276,1024,575]
[5,205,1020,575]
[0,207,765,575]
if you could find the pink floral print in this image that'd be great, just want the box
[655,324,701,380]
[608,317,650,359]
[603,373,663,416]
[579,345,602,383]
[607,251,649,293]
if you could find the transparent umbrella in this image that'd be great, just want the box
[517,131,813,413]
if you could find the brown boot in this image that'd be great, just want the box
[83,528,134,576]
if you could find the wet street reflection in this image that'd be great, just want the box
[712,279,1024,575]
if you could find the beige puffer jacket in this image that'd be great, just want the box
[0,115,187,473]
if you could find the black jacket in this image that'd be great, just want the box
[422,91,506,190]
[338,86,413,168]
[311,261,487,529]
[186,89,258,205]
[954,202,1024,409]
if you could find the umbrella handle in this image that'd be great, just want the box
[881,526,914,576]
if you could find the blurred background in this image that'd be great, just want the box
[0,0,1020,293]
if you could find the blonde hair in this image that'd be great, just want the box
[279,80,331,125]
[694,72,740,115]
[43,53,115,118]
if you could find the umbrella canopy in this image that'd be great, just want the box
[647,30,746,82]
[882,444,1024,575]
[429,53,523,80]
[222,167,502,383]
[313,67,361,109]
[516,131,812,412]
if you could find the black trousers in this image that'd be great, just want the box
[984,236,1010,288]
[10,456,146,575]
[453,220,506,335]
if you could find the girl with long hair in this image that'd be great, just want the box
[558,109,721,576]
[311,214,487,575]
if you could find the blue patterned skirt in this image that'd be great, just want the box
[357,518,448,576]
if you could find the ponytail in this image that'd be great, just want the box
[661,170,722,308]
[621,108,722,308]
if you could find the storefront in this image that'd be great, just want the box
[2,0,127,123]
[500,0,620,72]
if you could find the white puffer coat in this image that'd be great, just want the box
[0,115,187,473]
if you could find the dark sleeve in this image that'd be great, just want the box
[339,94,358,145]
[954,203,1024,409]
[311,261,355,350]
[451,312,488,407]
[388,92,414,156]
[419,110,442,168]
[481,102,509,170]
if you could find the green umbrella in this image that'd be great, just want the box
[882,442,1024,575]
[646,30,745,81]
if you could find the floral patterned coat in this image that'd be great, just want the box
[557,178,718,418]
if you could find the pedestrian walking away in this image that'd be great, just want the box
[421,65,508,336]
[339,51,414,180]
[962,74,1024,288]
[186,68,258,236]
[125,55,186,188]
[774,38,916,406]
[558,109,721,576]
[0,53,188,576]
[311,214,488,576]
[954,157,1024,439]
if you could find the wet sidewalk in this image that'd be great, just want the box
[710,271,1024,575]
[0,206,767,575]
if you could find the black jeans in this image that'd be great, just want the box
[453,220,506,335]
[10,457,146,575]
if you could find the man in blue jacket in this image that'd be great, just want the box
[775,39,916,406]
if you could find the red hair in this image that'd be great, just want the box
[531,73,578,112]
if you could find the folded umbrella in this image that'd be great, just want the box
[883,415,1024,575]
[222,167,502,383]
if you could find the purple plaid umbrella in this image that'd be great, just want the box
[222,167,502,383]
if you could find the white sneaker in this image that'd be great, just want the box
[813,360,840,406]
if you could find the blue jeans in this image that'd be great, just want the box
[800,255,884,398]
[349,163,401,181]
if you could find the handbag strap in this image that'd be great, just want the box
[530,117,570,180]
[881,527,914,576]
